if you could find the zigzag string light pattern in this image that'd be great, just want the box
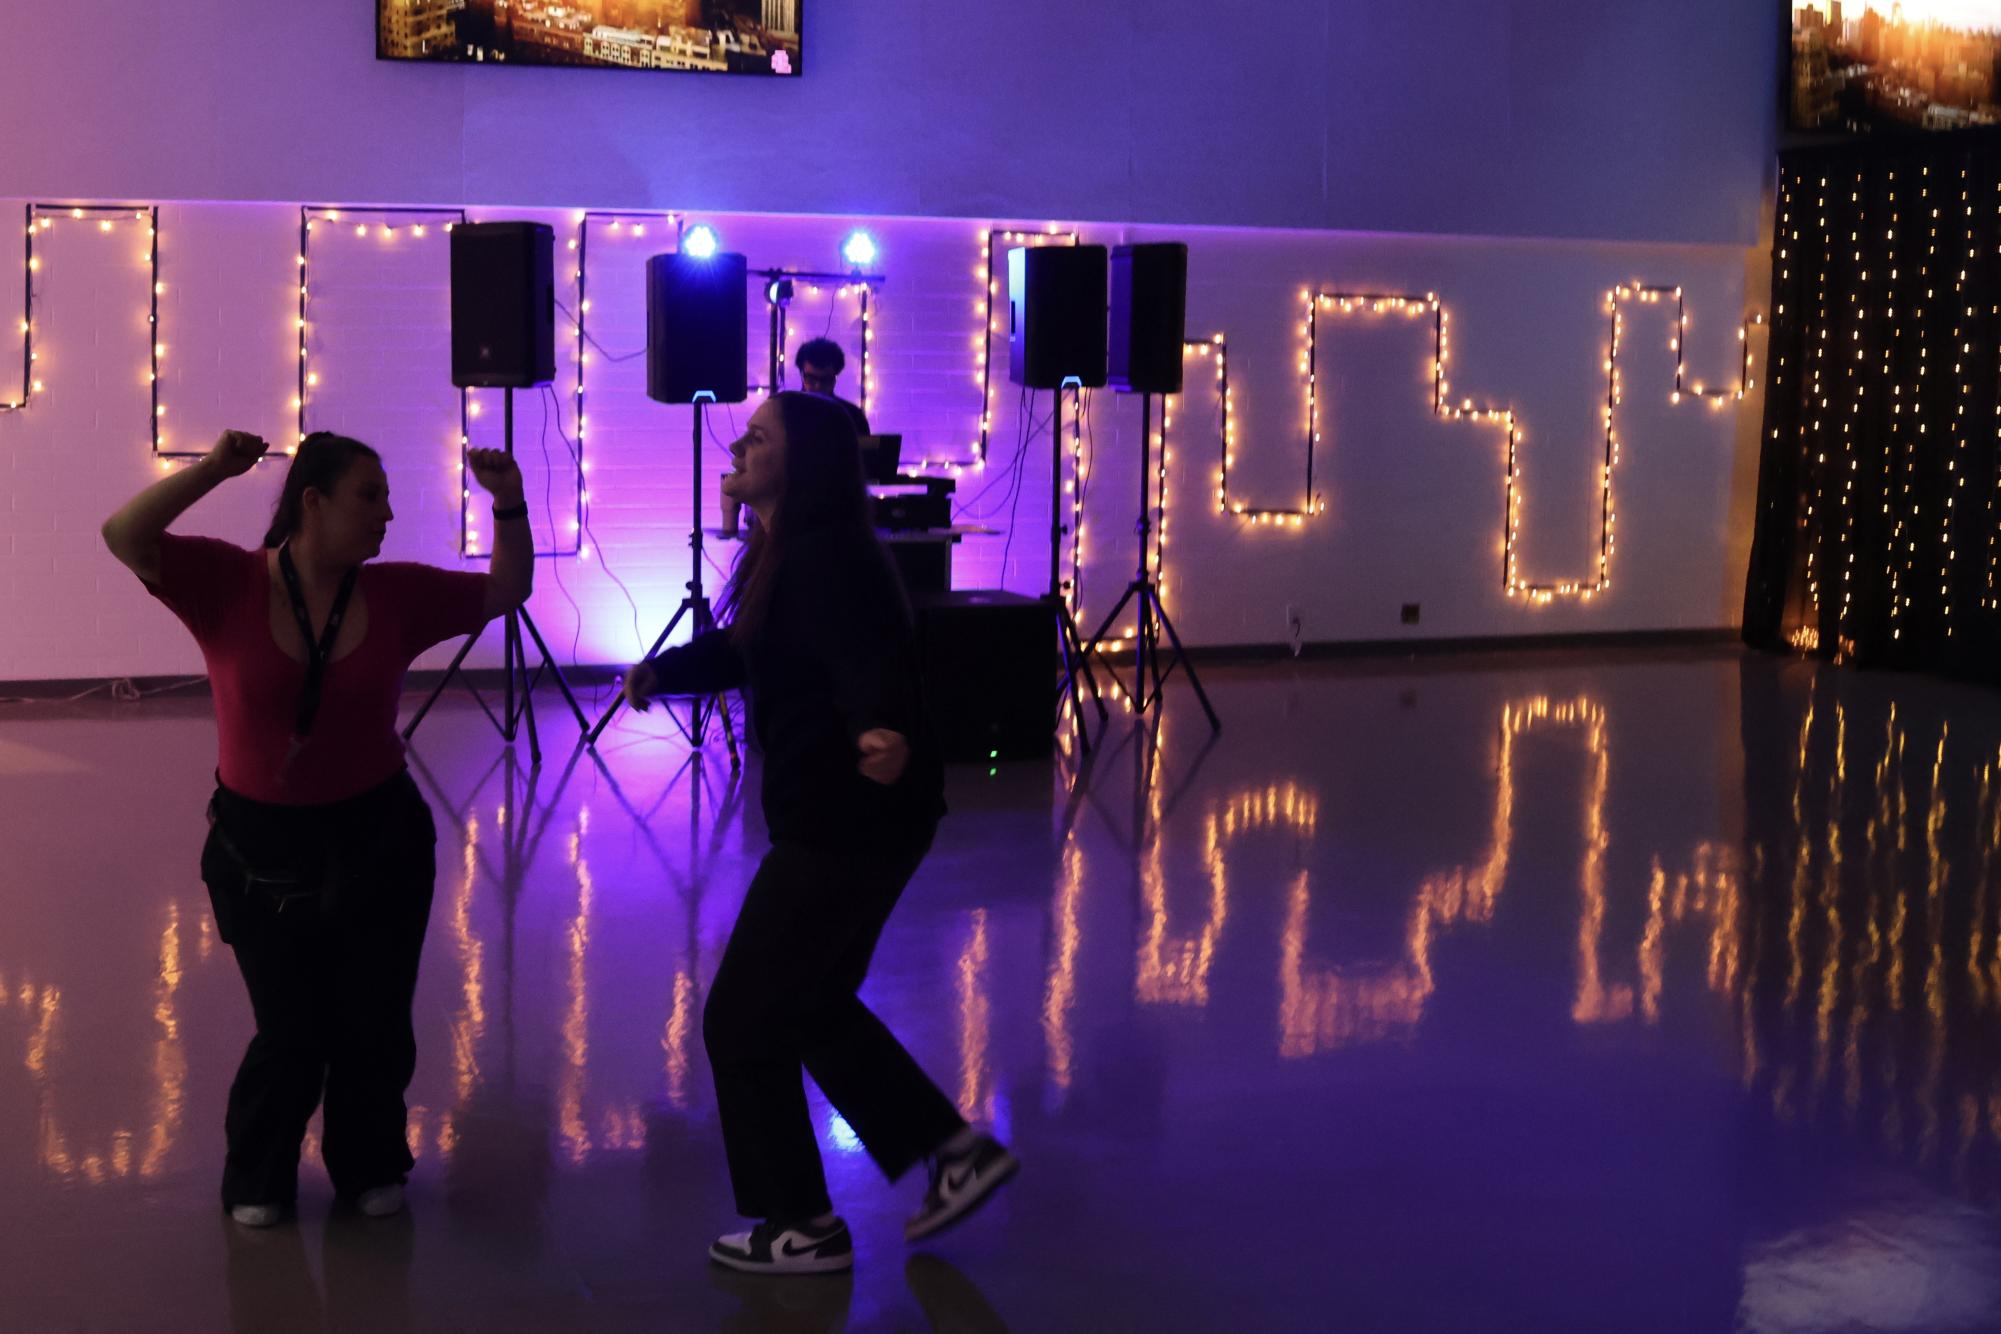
[298,207,472,562]
[1290,287,1754,601]
[4,206,163,459]
[566,210,681,562]
[1158,335,1228,615]
[910,224,1077,475]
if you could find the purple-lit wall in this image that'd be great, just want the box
[0,202,1759,681]
[0,2,1781,681]
[0,2,1780,246]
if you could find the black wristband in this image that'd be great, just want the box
[492,501,529,522]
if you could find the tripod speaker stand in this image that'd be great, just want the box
[1049,382,1109,751]
[1005,242,1113,753]
[1081,391,1220,731]
[583,247,748,758]
[586,395,739,761]
[1081,240,1218,731]
[404,387,591,764]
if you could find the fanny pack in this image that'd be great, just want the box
[204,794,342,918]
[199,769,427,945]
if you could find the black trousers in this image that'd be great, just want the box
[703,834,967,1221]
[199,770,437,1210]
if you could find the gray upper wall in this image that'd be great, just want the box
[0,0,1782,246]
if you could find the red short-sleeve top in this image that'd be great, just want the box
[141,534,490,805]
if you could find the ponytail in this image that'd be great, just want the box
[262,432,379,548]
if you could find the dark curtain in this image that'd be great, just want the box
[1743,131,2001,681]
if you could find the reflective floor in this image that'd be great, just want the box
[5,648,2001,1331]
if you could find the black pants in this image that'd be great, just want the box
[703,834,966,1221]
[199,771,437,1210]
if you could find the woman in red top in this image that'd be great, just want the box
[101,428,530,1227]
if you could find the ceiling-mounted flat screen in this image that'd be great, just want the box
[1790,2,2001,134]
[378,1,803,76]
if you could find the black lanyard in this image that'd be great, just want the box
[277,544,359,740]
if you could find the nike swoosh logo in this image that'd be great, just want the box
[945,1165,979,1193]
[781,1236,832,1257]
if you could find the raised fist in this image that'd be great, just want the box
[206,430,269,478]
[467,448,525,506]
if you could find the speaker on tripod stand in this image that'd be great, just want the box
[1084,241,1220,732]
[403,220,590,763]
[585,246,748,759]
[1006,243,1112,752]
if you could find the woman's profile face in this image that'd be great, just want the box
[307,456,394,563]
[723,400,786,511]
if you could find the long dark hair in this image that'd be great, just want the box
[723,392,903,645]
[261,432,379,548]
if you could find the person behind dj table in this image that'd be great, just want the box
[794,336,871,438]
[101,428,531,1230]
[621,391,1019,1276]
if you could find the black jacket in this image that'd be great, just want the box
[642,528,945,849]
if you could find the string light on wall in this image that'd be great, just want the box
[1289,286,1755,601]
[1146,337,1222,624]
[298,206,470,558]
[4,205,163,460]
[792,282,878,413]
[1064,384,1087,615]
[572,210,682,562]
[1578,280,1759,602]
[2,199,1771,623]
[909,224,1078,475]
[1,205,28,412]
[763,261,883,415]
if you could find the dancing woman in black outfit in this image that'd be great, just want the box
[622,392,1018,1274]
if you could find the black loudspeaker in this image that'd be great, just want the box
[1007,245,1108,390]
[647,251,749,405]
[450,222,556,388]
[1109,243,1188,395]
[913,590,1056,761]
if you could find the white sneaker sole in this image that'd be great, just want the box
[357,1187,405,1218]
[229,1205,284,1229]
[708,1244,853,1275]
[904,1152,1020,1242]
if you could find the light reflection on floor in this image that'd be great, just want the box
[5,649,2001,1330]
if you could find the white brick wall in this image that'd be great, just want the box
[0,202,1762,682]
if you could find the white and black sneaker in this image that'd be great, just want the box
[709,1217,854,1275]
[904,1133,1019,1242]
